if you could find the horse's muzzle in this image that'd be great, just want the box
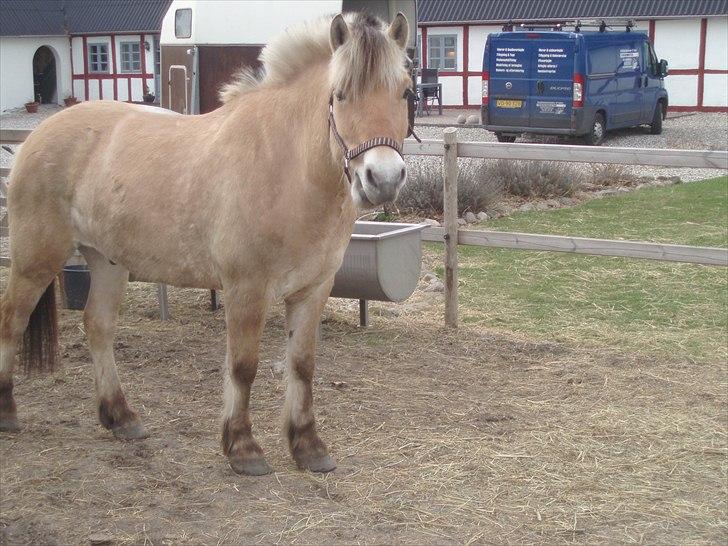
[353,147,407,206]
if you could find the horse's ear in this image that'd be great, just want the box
[330,14,350,52]
[388,12,409,50]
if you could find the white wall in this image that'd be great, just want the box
[703,73,728,106]
[705,16,728,71]
[665,74,699,107]
[654,19,701,69]
[0,35,72,112]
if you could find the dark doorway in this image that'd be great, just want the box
[33,46,57,104]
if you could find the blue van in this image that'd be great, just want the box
[481,26,669,145]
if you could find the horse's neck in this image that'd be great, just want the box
[257,66,343,188]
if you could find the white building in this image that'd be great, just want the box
[417,0,728,111]
[0,0,170,112]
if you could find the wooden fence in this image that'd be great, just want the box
[2,127,727,327]
[404,128,728,327]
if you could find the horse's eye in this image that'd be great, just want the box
[336,91,345,101]
[403,88,414,99]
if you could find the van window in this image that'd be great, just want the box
[175,8,192,39]
[588,45,619,75]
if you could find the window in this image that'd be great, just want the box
[88,43,109,73]
[428,34,457,70]
[120,42,141,73]
[175,8,192,38]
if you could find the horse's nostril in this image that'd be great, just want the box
[366,168,377,187]
[400,168,406,181]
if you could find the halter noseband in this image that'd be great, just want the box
[328,94,421,185]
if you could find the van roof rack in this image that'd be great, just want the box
[502,19,636,33]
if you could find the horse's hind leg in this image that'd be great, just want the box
[81,246,147,440]
[283,280,336,473]
[0,270,61,431]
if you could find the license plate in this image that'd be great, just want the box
[496,99,523,108]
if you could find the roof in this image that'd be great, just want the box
[0,0,172,36]
[419,0,728,25]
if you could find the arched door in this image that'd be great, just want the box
[32,46,57,104]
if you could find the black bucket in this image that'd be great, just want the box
[61,265,91,310]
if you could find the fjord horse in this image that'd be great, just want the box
[0,12,412,475]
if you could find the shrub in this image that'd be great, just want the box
[491,159,583,198]
[590,163,639,187]
[398,157,504,215]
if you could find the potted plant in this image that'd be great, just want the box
[63,94,79,107]
[24,98,39,113]
[142,84,155,103]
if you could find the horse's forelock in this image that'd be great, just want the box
[219,13,407,104]
[330,13,408,100]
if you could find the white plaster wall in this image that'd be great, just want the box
[467,75,482,106]
[653,19,700,69]
[437,75,463,106]
[665,74,698,106]
[467,25,500,72]
[71,36,84,74]
[703,73,728,107]
[87,78,100,100]
[0,35,72,111]
[426,26,464,72]
[72,79,84,98]
[102,79,114,100]
[705,16,728,70]
[161,0,340,45]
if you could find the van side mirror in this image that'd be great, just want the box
[659,59,668,77]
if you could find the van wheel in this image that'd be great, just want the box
[584,113,605,146]
[650,103,663,134]
[496,133,517,143]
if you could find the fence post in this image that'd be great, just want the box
[443,127,458,328]
[157,283,170,321]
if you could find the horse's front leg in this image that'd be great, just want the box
[284,280,336,473]
[221,285,271,476]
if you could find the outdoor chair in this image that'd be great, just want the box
[420,68,442,115]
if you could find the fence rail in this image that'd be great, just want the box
[2,127,728,327]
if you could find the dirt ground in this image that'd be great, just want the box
[0,274,726,545]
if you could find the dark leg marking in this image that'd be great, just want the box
[287,420,336,473]
[0,378,20,432]
[98,389,148,440]
[222,414,272,476]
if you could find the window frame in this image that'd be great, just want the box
[87,42,109,73]
[119,41,142,74]
[427,34,457,71]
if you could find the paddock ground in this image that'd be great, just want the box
[0,271,726,545]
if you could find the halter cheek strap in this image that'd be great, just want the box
[328,95,421,185]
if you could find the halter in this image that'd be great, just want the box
[328,94,421,184]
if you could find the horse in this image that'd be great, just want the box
[0,12,412,475]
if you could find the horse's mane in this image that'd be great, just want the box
[219,12,407,103]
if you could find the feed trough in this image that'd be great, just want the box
[331,221,428,326]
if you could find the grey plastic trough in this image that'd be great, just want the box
[331,221,428,326]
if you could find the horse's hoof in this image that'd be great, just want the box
[295,453,337,473]
[112,420,149,440]
[0,415,20,432]
[229,455,273,476]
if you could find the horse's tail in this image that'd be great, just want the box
[20,279,59,374]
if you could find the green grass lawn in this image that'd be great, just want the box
[436,176,728,362]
